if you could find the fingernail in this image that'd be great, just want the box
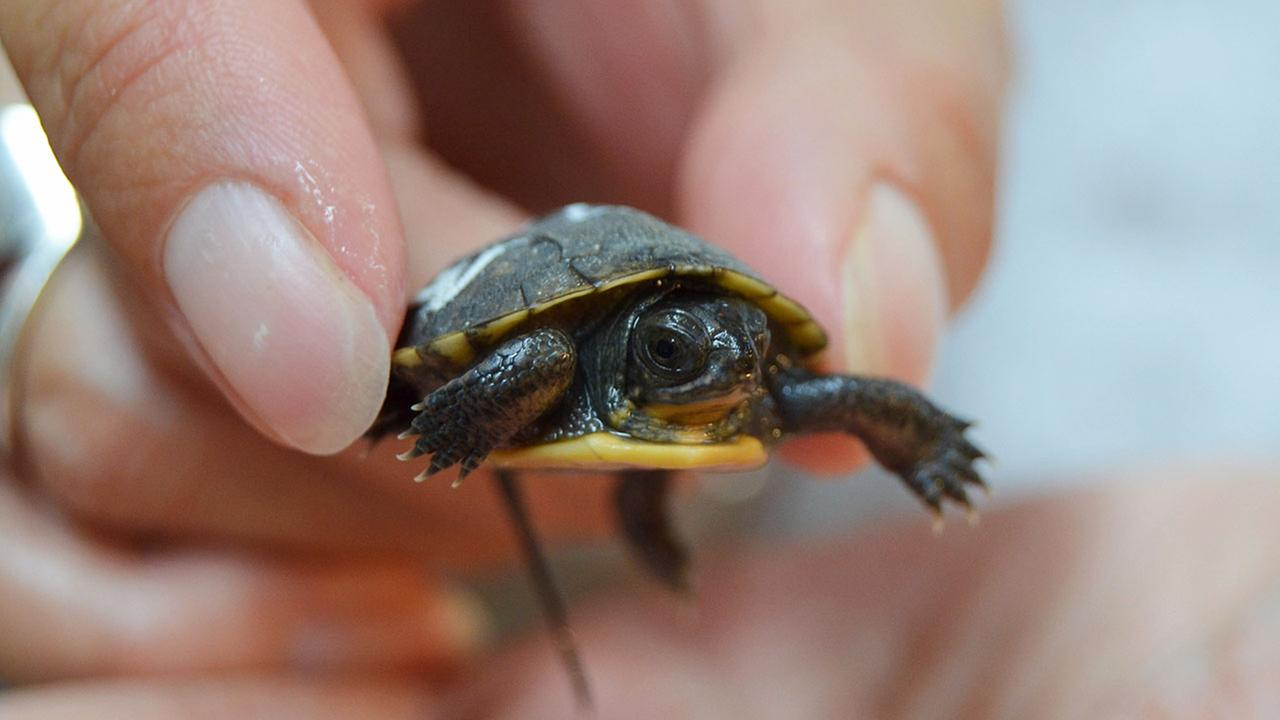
[841,183,948,380]
[165,182,389,454]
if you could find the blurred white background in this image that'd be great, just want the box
[758,0,1280,531]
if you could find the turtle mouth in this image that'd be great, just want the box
[643,389,752,425]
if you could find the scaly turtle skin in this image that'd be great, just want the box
[372,204,986,703]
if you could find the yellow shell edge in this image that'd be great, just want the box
[715,270,824,355]
[392,347,423,368]
[474,308,530,344]
[528,285,596,315]
[596,267,669,292]
[758,293,811,325]
[714,269,777,300]
[487,433,767,471]
[407,265,827,366]
[425,332,475,365]
[788,320,828,355]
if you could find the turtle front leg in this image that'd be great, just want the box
[771,367,987,515]
[399,328,575,478]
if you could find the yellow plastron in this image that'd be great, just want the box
[486,433,766,471]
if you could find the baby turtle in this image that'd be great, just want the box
[372,204,986,703]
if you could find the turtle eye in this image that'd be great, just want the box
[637,310,709,381]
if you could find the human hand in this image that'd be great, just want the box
[5,470,1276,718]
[468,469,1280,718]
[0,0,1002,690]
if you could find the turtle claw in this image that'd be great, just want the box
[393,329,577,485]
[459,452,486,478]
[942,476,973,509]
[395,388,487,478]
[894,412,988,521]
[955,437,988,461]
[428,445,470,476]
[402,432,487,483]
[397,447,424,462]
[965,506,981,526]
[941,448,985,487]
[770,371,990,525]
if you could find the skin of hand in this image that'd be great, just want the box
[0,0,1003,696]
[3,471,1277,718]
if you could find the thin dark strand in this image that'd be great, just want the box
[494,470,593,708]
[615,470,690,594]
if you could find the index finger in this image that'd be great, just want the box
[1,0,405,453]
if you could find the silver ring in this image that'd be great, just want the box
[0,104,83,464]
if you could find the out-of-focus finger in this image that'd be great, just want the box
[307,0,421,141]
[304,1,531,284]
[677,3,1003,472]
[681,5,1002,379]
[379,140,525,292]
[0,677,438,719]
[0,480,486,683]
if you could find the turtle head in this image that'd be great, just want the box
[605,290,770,440]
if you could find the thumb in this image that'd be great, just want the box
[1,0,404,454]
[678,6,1003,471]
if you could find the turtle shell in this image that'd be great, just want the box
[394,204,827,368]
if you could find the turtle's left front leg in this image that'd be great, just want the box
[770,367,987,515]
[399,328,576,478]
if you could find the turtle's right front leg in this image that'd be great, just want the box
[399,328,575,478]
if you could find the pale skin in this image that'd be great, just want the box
[1,0,1272,716]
